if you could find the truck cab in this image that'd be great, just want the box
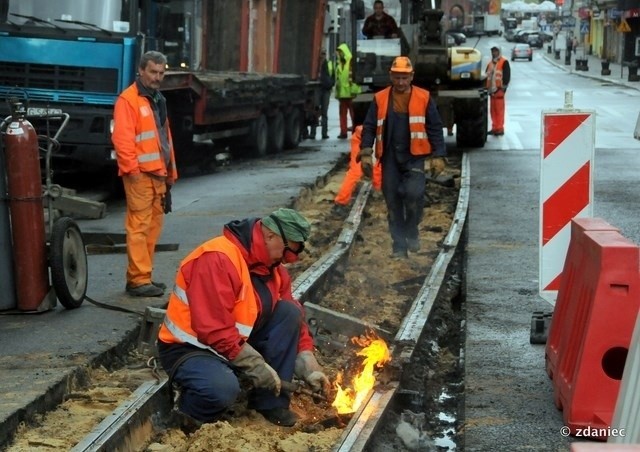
[0,0,156,172]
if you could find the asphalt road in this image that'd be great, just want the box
[463,38,640,450]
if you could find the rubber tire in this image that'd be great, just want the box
[283,109,302,150]
[247,114,268,157]
[456,100,488,148]
[267,110,285,154]
[50,217,87,309]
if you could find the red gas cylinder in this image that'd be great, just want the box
[3,102,50,311]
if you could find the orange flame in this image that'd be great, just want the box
[332,335,391,414]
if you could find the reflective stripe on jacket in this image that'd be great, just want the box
[486,57,507,91]
[112,83,178,180]
[158,235,276,354]
[373,86,432,158]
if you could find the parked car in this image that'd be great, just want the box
[527,33,544,48]
[515,30,536,43]
[446,31,467,45]
[511,43,533,61]
[504,29,518,42]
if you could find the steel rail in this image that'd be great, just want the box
[71,154,470,451]
[334,153,470,451]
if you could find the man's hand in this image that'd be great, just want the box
[295,351,331,397]
[163,185,172,214]
[232,343,281,396]
[427,157,446,178]
[356,147,374,179]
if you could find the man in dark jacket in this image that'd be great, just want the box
[358,56,446,259]
[362,0,399,39]
[310,48,334,139]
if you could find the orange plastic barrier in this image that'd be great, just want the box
[552,229,640,439]
[545,218,619,380]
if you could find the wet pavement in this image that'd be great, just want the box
[542,48,640,92]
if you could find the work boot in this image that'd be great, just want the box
[169,408,203,434]
[257,407,298,427]
[125,283,164,297]
[152,281,167,290]
[391,248,408,259]
[331,203,350,217]
[407,238,420,253]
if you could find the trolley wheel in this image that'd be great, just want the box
[50,217,88,309]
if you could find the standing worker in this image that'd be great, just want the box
[112,51,178,297]
[358,56,446,259]
[332,125,382,215]
[157,208,330,427]
[362,0,399,39]
[335,43,355,139]
[310,48,334,140]
[486,46,511,136]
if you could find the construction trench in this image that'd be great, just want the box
[4,153,468,451]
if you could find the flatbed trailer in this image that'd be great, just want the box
[0,0,326,175]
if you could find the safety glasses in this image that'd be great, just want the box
[268,215,305,256]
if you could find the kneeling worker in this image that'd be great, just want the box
[157,208,330,427]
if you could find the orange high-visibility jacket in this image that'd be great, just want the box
[486,57,507,91]
[158,235,274,356]
[112,83,178,182]
[373,86,432,159]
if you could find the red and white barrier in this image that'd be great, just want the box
[539,108,595,304]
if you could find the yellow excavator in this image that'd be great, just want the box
[352,0,488,148]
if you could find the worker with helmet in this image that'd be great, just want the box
[157,208,330,428]
[357,56,446,259]
[486,46,511,136]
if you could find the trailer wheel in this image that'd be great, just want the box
[248,114,268,157]
[50,217,87,309]
[455,97,488,148]
[283,109,302,149]
[267,110,285,154]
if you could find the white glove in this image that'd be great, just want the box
[294,351,330,396]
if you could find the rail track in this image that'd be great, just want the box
[6,153,469,451]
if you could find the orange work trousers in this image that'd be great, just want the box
[122,173,166,286]
[334,129,382,206]
[489,91,506,133]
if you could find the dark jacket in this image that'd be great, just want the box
[319,59,334,91]
[361,87,446,157]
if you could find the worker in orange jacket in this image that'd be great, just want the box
[486,46,511,136]
[112,51,178,298]
[157,208,329,427]
[333,125,382,213]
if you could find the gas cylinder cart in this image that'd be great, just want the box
[1,101,88,312]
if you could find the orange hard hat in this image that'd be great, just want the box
[390,56,413,73]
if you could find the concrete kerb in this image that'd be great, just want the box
[543,53,640,93]
[0,326,141,449]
